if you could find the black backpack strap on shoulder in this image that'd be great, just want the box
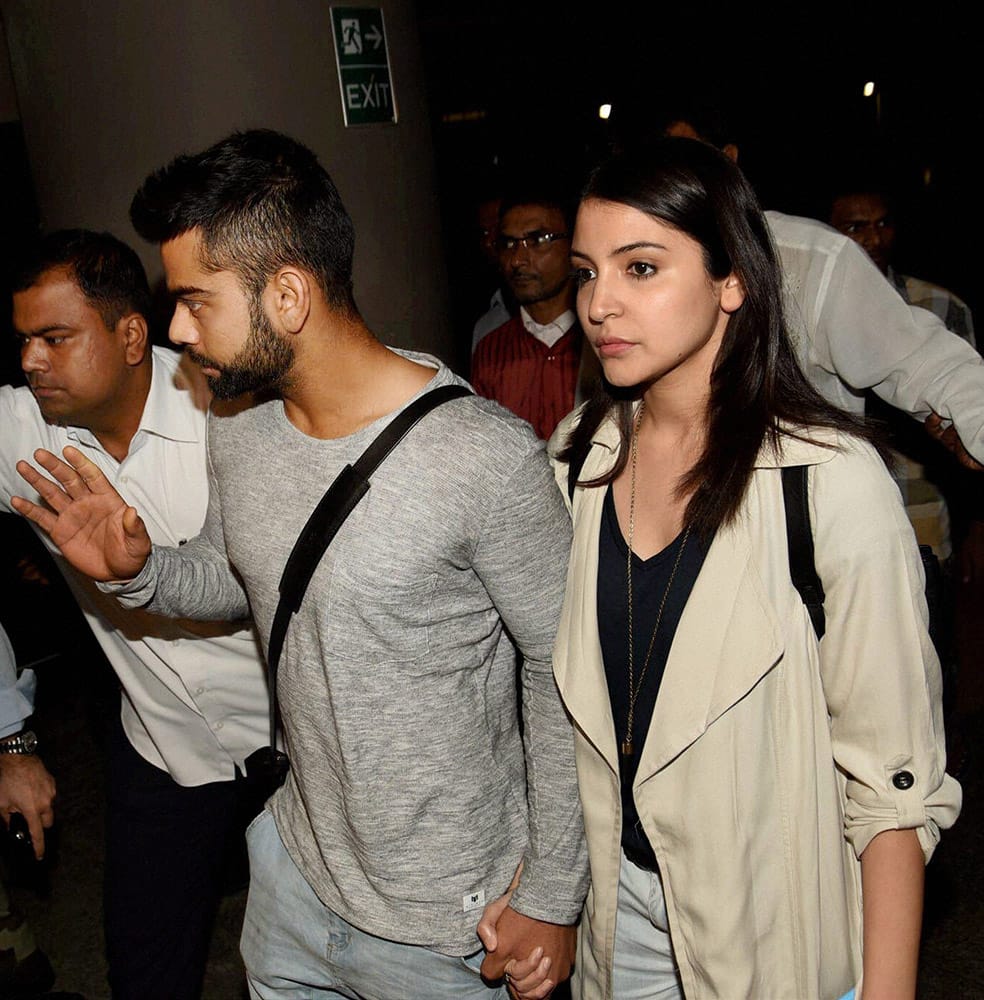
[567,443,589,503]
[263,383,472,744]
[781,464,826,641]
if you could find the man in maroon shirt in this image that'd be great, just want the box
[471,191,595,439]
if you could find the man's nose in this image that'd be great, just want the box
[168,307,197,347]
[505,243,532,269]
[21,339,49,374]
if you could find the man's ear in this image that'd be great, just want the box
[119,313,149,366]
[722,143,739,163]
[721,273,745,313]
[267,267,311,334]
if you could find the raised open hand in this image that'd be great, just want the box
[12,446,152,581]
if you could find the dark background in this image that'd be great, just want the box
[2,5,979,372]
[1,6,981,995]
[415,3,981,348]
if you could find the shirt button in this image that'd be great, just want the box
[214,721,224,731]
[196,687,205,695]
[892,770,915,790]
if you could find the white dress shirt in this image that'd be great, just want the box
[0,623,35,739]
[0,347,268,785]
[520,306,577,348]
[768,211,984,464]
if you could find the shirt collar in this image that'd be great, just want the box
[520,307,577,346]
[66,347,203,452]
[135,348,205,443]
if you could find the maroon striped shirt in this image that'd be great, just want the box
[470,316,582,440]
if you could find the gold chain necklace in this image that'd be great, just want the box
[622,402,691,758]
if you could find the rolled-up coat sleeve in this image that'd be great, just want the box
[811,438,961,861]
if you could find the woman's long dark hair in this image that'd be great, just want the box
[560,137,882,539]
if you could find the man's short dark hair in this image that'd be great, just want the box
[12,229,152,330]
[130,129,357,313]
[827,170,896,219]
[499,185,575,234]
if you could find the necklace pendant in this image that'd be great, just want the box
[620,738,634,757]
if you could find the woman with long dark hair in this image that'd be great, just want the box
[549,138,960,1000]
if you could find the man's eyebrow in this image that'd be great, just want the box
[168,285,213,299]
[13,322,73,338]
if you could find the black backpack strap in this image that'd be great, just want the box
[567,443,589,503]
[264,383,472,744]
[781,465,826,641]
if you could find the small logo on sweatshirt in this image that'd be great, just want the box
[462,888,486,912]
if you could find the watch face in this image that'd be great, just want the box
[0,730,37,753]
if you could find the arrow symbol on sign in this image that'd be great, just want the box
[365,24,383,49]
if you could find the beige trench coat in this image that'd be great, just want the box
[550,414,961,1000]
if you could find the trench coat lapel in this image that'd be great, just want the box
[553,417,837,786]
[635,520,784,784]
[553,425,620,770]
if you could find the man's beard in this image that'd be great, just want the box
[190,306,294,400]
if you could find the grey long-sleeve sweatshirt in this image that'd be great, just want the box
[110,352,588,955]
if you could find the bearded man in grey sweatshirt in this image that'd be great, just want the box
[13,130,588,1000]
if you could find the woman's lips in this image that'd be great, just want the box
[595,338,634,358]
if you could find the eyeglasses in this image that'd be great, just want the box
[496,231,569,253]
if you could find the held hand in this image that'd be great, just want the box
[12,447,151,581]
[477,866,521,953]
[0,754,56,860]
[925,412,984,471]
[499,945,554,1000]
[479,903,575,1000]
[478,866,562,998]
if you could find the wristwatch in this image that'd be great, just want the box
[0,730,39,755]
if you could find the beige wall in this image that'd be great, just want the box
[0,0,451,357]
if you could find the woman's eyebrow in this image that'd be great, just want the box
[611,241,668,255]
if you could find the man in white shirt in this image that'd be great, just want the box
[665,115,984,467]
[0,230,268,1000]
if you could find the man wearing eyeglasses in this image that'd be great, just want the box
[471,192,596,439]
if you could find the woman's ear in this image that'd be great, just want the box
[721,273,745,314]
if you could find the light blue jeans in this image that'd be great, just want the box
[612,851,858,1000]
[612,851,684,999]
[240,809,507,999]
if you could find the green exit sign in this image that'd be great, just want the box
[330,7,398,127]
